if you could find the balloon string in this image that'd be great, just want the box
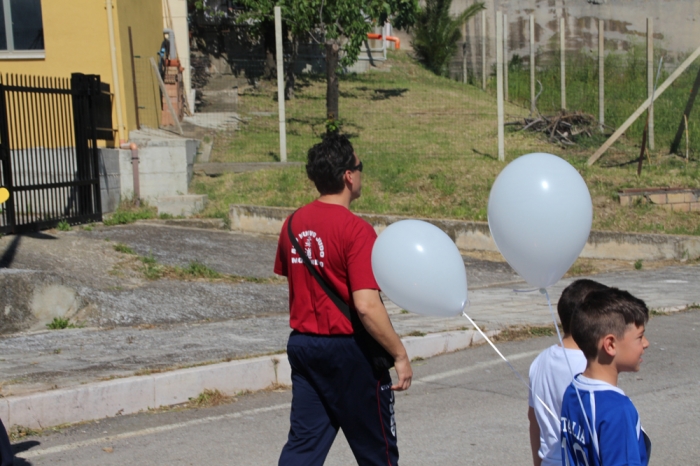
[512,287,540,293]
[543,290,600,461]
[460,311,556,419]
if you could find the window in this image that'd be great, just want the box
[0,0,44,58]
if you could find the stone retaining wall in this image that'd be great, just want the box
[229,204,700,261]
[619,188,700,212]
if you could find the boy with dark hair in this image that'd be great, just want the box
[528,279,608,466]
[561,288,650,466]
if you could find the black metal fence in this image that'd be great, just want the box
[0,73,110,234]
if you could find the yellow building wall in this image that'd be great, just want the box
[114,0,164,134]
[0,0,164,142]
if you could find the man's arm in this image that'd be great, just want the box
[528,407,543,466]
[352,289,412,391]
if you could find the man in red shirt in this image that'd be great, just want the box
[275,132,412,466]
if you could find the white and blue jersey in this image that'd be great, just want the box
[560,375,650,466]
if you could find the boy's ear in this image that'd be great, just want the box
[600,334,617,357]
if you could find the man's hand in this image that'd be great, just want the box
[392,354,412,391]
[353,289,413,392]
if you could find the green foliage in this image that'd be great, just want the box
[411,0,484,76]
[178,261,222,279]
[634,259,643,270]
[56,220,71,231]
[239,0,418,67]
[141,253,163,280]
[46,317,78,330]
[103,200,157,226]
[113,243,136,255]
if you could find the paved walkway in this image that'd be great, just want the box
[0,223,698,398]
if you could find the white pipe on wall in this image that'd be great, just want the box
[105,0,125,143]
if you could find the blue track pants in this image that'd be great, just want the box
[278,331,398,466]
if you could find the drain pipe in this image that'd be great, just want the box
[121,142,140,207]
[105,0,125,143]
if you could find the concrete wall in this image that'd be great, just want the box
[98,133,198,212]
[229,204,700,262]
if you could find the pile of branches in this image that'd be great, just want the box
[507,111,600,146]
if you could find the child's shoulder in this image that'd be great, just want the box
[567,375,637,415]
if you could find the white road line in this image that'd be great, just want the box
[18,403,291,459]
[18,349,542,459]
[414,349,541,384]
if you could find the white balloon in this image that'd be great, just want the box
[488,153,592,289]
[372,220,468,317]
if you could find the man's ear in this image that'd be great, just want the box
[600,334,617,357]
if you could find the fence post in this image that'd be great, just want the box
[560,17,566,110]
[462,21,468,84]
[496,11,505,161]
[0,75,15,233]
[598,19,604,131]
[503,13,508,101]
[482,10,487,90]
[530,15,535,114]
[274,6,287,163]
[647,17,654,150]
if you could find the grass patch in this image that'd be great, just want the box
[174,261,222,279]
[192,50,699,236]
[140,253,164,280]
[113,243,136,255]
[634,259,644,270]
[103,199,157,226]
[405,330,427,337]
[56,220,71,231]
[46,317,81,330]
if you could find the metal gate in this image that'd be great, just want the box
[0,73,111,234]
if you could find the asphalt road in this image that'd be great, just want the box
[13,309,700,465]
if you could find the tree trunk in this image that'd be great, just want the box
[326,41,340,122]
[285,38,298,100]
[262,20,276,80]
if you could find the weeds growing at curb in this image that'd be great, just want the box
[493,325,558,342]
[405,331,427,337]
[188,389,233,407]
[46,317,81,330]
[56,220,71,231]
[9,425,40,440]
[634,259,644,270]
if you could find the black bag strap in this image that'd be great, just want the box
[287,211,352,322]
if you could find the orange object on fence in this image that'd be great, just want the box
[366,33,400,50]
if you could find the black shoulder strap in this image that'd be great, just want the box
[287,211,352,321]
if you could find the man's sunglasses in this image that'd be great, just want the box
[350,161,363,172]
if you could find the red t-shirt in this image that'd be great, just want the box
[274,200,380,335]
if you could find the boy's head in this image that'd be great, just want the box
[558,279,609,335]
[571,288,649,366]
[306,132,359,195]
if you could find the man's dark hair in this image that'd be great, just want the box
[571,288,649,360]
[558,279,609,335]
[306,132,356,195]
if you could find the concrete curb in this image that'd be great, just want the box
[0,329,495,430]
[229,204,700,261]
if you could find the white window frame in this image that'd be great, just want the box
[0,0,45,60]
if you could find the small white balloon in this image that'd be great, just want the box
[488,152,592,289]
[372,220,468,317]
